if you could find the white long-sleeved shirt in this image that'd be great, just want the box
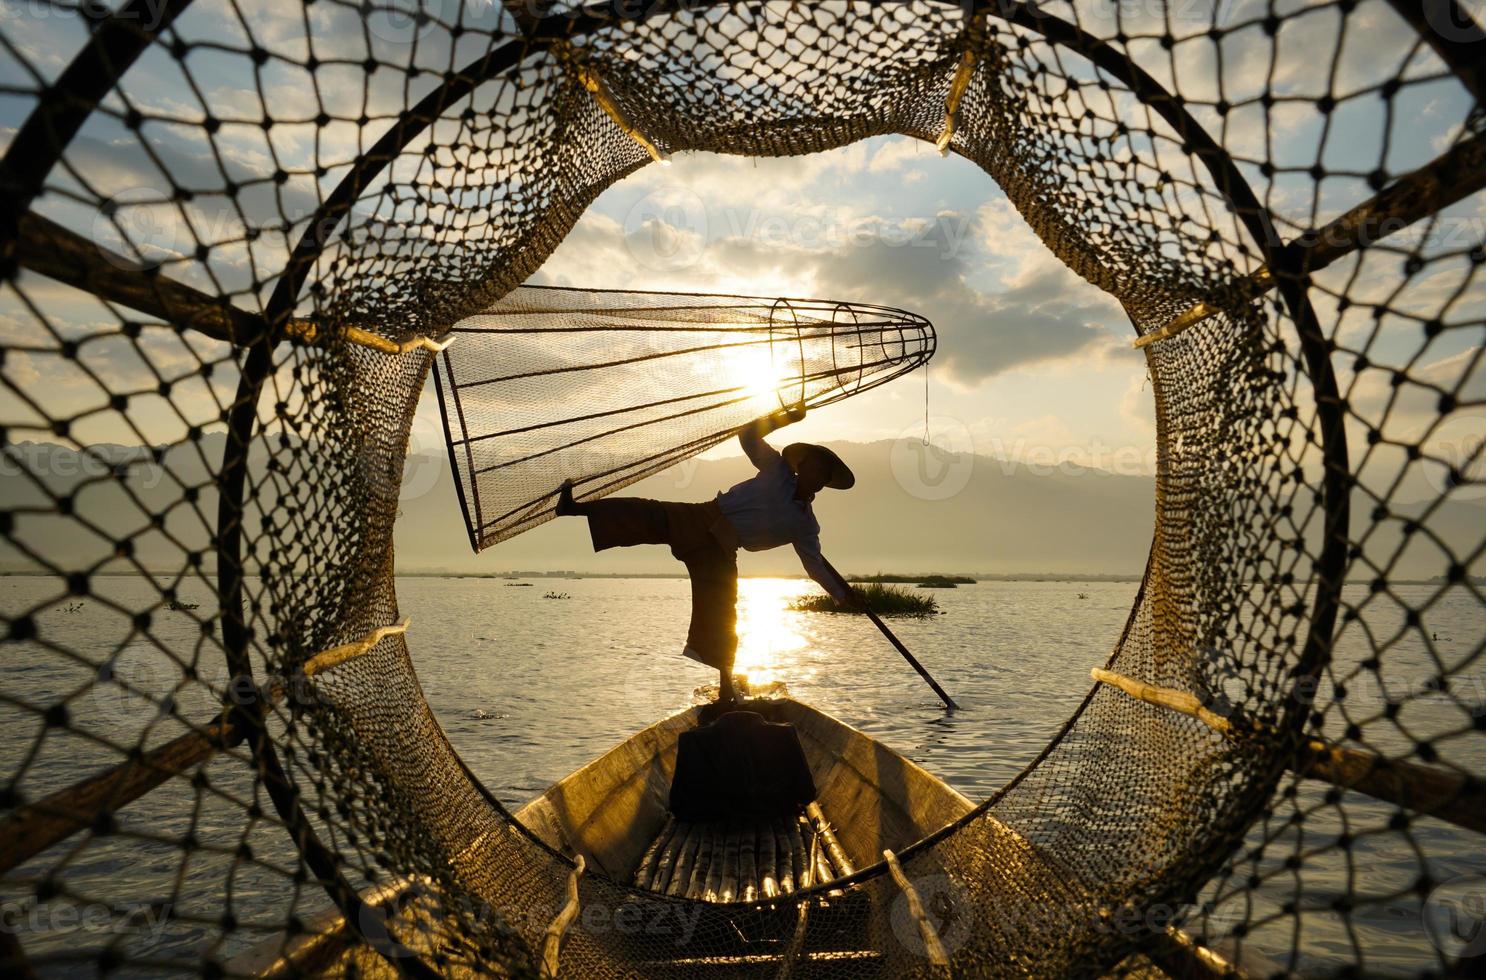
[715,431,851,604]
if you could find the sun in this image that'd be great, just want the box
[733,344,790,410]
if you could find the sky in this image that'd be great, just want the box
[0,0,1481,507]
[401,135,1162,477]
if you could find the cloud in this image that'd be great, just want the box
[807,226,1128,384]
[867,139,932,173]
[529,166,1137,386]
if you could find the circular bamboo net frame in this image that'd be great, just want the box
[0,1,1481,977]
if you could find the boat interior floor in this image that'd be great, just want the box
[634,805,853,903]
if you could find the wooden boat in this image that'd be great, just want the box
[229,693,1259,978]
[514,697,974,893]
[232,695,979,977]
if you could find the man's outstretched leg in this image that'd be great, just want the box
[560,482,672,551]
[556,482,741,704]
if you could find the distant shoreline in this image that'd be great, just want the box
[3,569,1473,586]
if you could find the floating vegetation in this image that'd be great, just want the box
[58,601,85,614]
[850,572,975,585]
[542,591,572,600]
[167,600,199,611]
[916,576,961,589]
[790,583,939,618]
[504,583,533,587]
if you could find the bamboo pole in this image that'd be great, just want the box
[815,846,834,890]
[739,824,759,904]
[541,856,584,979]
[703,825,726,903]
[561,45,668,164]
[884,849,950,968]
[666,825,702,898]
[303,619,411,678]
[634,816,675,890]
[774,818,795,895]
[13,212,276,346]
[759,821,780,899]
[1135,131,1486,349]
[821,559,959,710]
[776,897,811,980]
[1148,925,1249,980]
[718,824,741,904]
[936,49,978,155]
[788,816,809,892]
[781,826,819,980]
[0,684,283,876]
[806,802,856,876]
[1092,667,1486,835]
[13,213,448,356]
[1090,668,1232,734]
[650,822,688,894]
[1131,271,1272,349]
[685,828,714,901]
[634,817,673,890]
[1296,739,1485,835]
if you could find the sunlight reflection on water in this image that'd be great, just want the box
[733,577,811,687]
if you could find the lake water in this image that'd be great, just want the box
[2,574,1482,975]
[406,576,1132,804]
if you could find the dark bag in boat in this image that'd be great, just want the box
[669,710,816,822]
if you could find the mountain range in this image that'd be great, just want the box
[4,435,1478,582]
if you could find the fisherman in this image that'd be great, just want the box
[556,403,855,703]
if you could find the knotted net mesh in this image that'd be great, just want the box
[0,1,1481,977]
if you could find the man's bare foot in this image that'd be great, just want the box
[718,671,738,705]
[555,480,579,516]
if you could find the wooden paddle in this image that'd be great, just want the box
[821,559,960,711]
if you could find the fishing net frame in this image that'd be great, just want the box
[0,0,1481,977]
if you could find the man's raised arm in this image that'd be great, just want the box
[738,401,806,470]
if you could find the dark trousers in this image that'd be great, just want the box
[585,498,738,671]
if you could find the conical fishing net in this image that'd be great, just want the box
[434,285,934,550]
[0,1,1482,978]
